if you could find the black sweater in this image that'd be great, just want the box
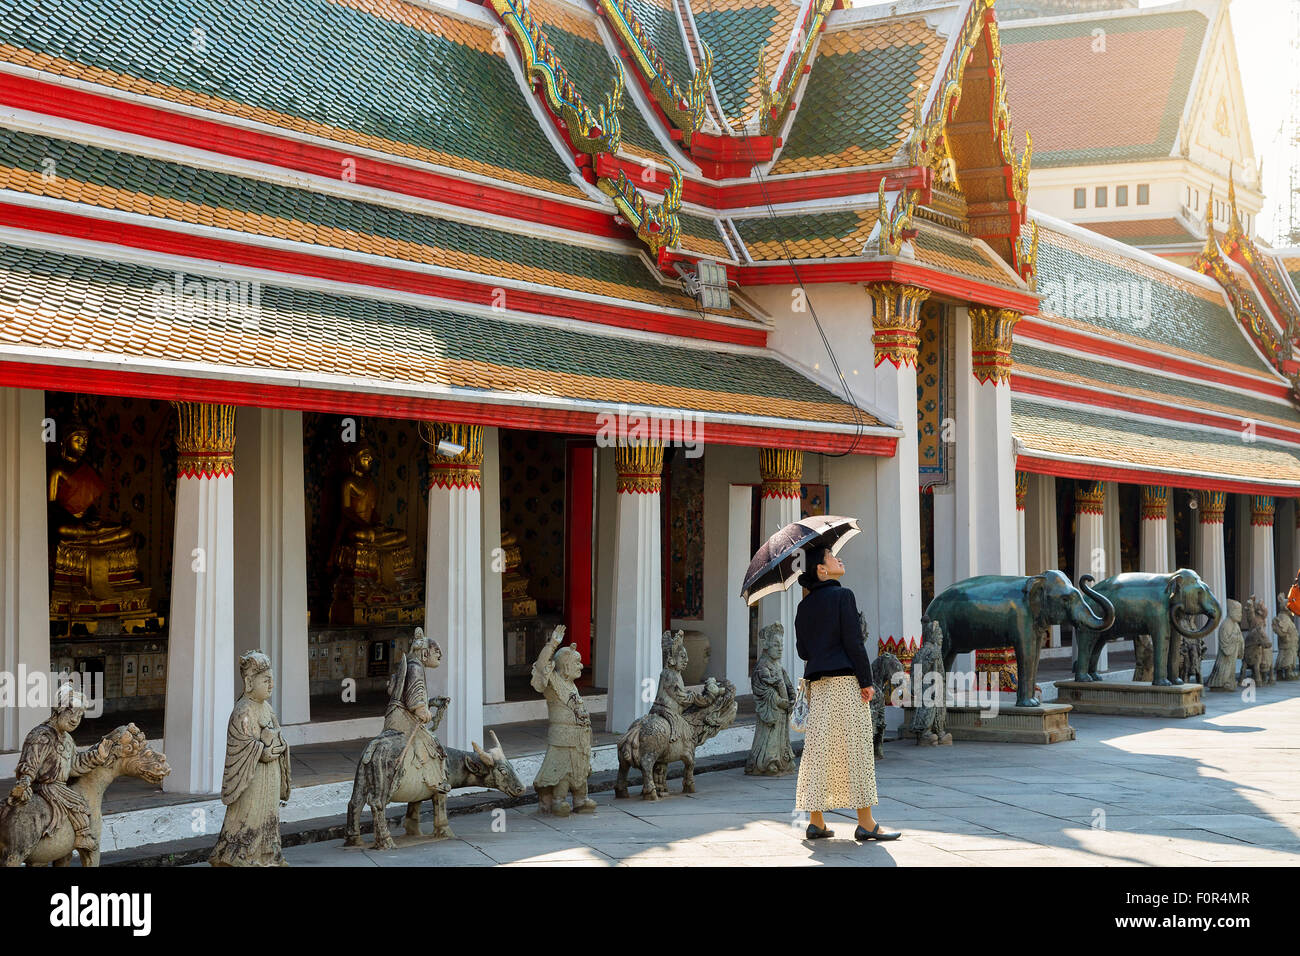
[794,579,873,688]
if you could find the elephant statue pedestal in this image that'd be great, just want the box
[1053,680,1205,718]
[904,703,1076,744]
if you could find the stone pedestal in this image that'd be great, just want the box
[904,702,1075,744]
[1054,680,1205,718]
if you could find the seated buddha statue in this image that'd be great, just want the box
[48,423,154,628]
[328,444,420,625]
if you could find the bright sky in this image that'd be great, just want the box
[1214,0,1296,245]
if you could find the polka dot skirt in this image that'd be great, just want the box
[794,675,879,812]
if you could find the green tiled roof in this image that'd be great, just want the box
[623,0,694,91]
[0,242,861,420]
[0,0,574,187]
[1013,342,1300,426]
[691,5,779,122]
[778,42,926,165]
[733,211,864,246]
[1034,228,1261,370]
[677,211,724,245]
[0,127,672,296]
[1001,10,1207,167]
[534,15,665,159]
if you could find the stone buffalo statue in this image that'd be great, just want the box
[926,570,1116,707]
[1074,569,1222,685]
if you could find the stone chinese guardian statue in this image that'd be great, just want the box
[530,625,596,815]
[1,685,110,863]
[908,617,951,745]
[1206,599,1244,691]
[1274,593,1299,681]
[210,651,291,866]
[385,628,450,797]
[746,623,795,776]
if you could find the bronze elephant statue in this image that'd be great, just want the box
[1074,569,1222,685]
[926,570,1115,707]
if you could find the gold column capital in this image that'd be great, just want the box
[615,442,663,494]
[1015,470,1029,512]
[1075,480,1105,516]
[1140,485,1169,521]
[1250,494,1275,527]
[426,422,484,490]
[759,449,803,499]
[969,306,1021,385]
[172,402,236,478]
[867,282,930,369]
[1197,490,1226,525]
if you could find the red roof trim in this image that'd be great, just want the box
[0,360,894,456]
[1012,373,1300,444]
[1015,453,1300,497]
[738,258,1039,312]
[0,201,768,347]
[1016,315,1290,401]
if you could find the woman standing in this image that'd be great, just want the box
[794,545,900,842]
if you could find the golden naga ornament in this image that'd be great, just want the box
[876,178,917,256]
[759,0,835,137]
[491,0,625,156]
[597,0,711,143]
[599,159,683,256]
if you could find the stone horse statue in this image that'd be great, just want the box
[615,649,738,802]
[344,730,525,850]
[0,724,170,867]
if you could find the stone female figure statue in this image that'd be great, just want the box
[908,618,951,746]
[530,625,596,815]
[1206,599,1243,691]
[746,623,795,775]
[210,651,291,866]
[1274,594,1299,680]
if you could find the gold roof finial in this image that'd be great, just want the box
[1226,168,1245,243]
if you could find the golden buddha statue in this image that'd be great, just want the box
[328,444,421,625]
[48,423,154,632]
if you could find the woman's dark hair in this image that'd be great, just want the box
[798,544,830,589]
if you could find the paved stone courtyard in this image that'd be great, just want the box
[280,681,1300,867]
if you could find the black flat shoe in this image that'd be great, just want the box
[806,823,834,840]
[855,823,901,842]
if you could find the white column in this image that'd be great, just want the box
[606,443,663,733]
[479,428,505,705]
[1196,491,1228,658]
[232,407,309,725]
[1025,473,1061,647]
[758,450,803,684]
[1074,480,1107,673]
[954,307,1020,578]
[425,424,484,752]
[867,283,926,667]
[1248,496,1277,639]
[164,403,236,795]
[0,387,50,751]
[724,483,754,689]
[1139,486,1170,573]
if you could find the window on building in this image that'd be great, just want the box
[1074,188,1087,209]
[1138,183,1150,205]
[1096,186,1108,208]
[1116,185,1128,206]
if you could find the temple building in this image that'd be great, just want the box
[0,0,1298,795]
